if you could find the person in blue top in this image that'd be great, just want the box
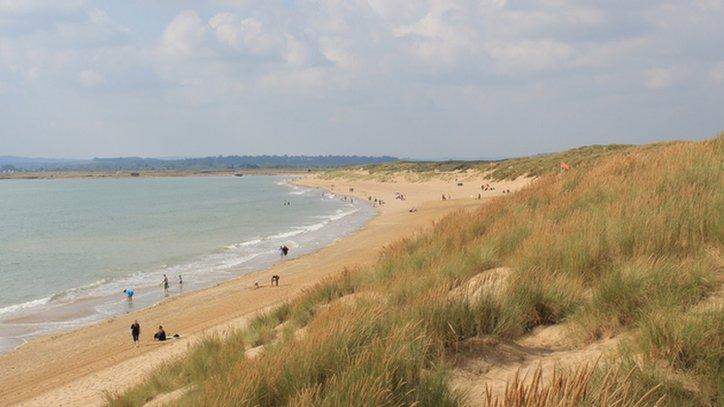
[123,288,134,301]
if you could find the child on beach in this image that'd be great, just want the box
[271,275,280,286]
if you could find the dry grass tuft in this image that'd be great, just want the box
[483,363,666,407]
[107,135,723,406]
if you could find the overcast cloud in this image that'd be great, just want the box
[0,0,722,159]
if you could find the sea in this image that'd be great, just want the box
[0,175,373,353]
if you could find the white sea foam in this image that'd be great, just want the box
[0,297,52,317]
[0,176,375,354]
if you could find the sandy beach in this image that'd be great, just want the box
[0,172,529,406]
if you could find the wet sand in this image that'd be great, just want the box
[0,172,530,406]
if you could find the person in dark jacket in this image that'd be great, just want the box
[130,320,140,346]
[154,325,166,341]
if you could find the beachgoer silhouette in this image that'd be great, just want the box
[162,274,169,293]
[271,275,280,286]
[282,245,289,257]
[154,325,166,341]
[130,320,140,346]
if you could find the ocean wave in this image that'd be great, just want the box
[268,228,307,240]
[0,297,52,317]
[0,182,372,347]
[0,204,363,321]
[0,176,377,355]
[226,238,262,249]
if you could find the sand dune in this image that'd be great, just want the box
[0,172,529,406]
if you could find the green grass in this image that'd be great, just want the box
[107,135,722,406]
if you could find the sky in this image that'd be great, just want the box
[0,0,722,159]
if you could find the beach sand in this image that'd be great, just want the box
[0,173,530,406]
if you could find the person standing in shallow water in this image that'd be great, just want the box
[162,274,169,294]
[123,288,134,302]
[130,320,140,347]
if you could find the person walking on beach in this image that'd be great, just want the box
[178,275,183,287]
[162,274,169,294]
[130,320,140,346]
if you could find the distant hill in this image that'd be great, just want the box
[0,155,398,172]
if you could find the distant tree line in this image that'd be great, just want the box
[0,155,398,172]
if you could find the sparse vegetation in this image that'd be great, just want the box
[320,143,637,181]
[107,135,722,406]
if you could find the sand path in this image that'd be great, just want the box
[0,173,529,407]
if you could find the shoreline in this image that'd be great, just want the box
[0,173,530,406]
[0,177,373,355]
[0,169,312,181]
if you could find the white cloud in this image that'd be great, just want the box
[366,0,426,21]
[572,38,648,69]
[208,12,238,48]
[644,67,673,89]
[78,69,104,85]
[159,10,206,57]
[392,1,476,66]
[319,37,355,69]
[0,0,84,14]
[2,1,723,158]
[208,13,282,57]
[240,18,281,55]
[283,34,309,67]
[257,67,327,93]
[486,39,573,72]
[710,60,724,83]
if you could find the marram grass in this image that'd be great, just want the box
[107,135,722,406]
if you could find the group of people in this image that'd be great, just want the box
[130,320,176,346]
[162,274,182,294]
[282,200,291,206]
[368,196,385,207]
[279,245,290,258]
[254,274,281,289]
[123,273,183,302]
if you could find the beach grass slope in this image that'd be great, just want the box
[107,135,723,407]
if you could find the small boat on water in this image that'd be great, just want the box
[234,173,244,177]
